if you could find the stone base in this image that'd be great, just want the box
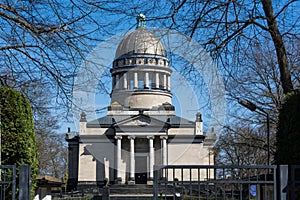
[102,186,110,199]
[147,180,153,185]
[115,177,122,184]
[128,178,135,185]
[128,181,135,185]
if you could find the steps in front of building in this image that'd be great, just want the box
[107,184,174,200]
[109,194,153,200]
[53,184,175,200]
[109,184,153,194]
[108,194,173,200]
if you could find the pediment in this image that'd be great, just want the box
[113,114,168,128]
[123,118,150,126]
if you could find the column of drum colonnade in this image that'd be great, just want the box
[114,136,168,183]
[111,57,171,91]
[112,71,171,91]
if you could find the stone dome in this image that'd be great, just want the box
[110,25,172,111]
[115,28,166,59]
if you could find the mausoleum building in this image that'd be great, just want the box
[66,18,217,190]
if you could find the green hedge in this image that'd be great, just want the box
[0,86,38,198]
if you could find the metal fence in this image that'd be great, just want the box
[0,165,16,200]
[291,165,300,200]
[153,165,277,200]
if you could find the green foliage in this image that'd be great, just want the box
[275,89,300,164]
[0,86,38,198]
[63,172,69,192]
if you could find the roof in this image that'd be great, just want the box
[37,175,63,186]
[87,115,128,128]
[115,28,166,59]
[86,114,195,128]
[151,115,195,127]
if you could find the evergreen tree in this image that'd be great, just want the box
[275,89,300,164]
[0,86,38,198]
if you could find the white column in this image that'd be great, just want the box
[161,136,167,178]
[148,136,155,180]
[123,73,127,89]
[115,74,120,89]
[167,75,170,91]
[115,136,122,182]
[156,73,159,88]
[145,72,149,89]
[104,157,109,180]
[128,136,135,181]
[134,72,138,89]
[163,74,167,90]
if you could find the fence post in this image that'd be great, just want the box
[278,165,288,200]
[273,165,277,200]
[153,166,158,200]
[12,165,16,200]
[19,165,31,200]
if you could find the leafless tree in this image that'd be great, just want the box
[156,0,299,94]
[0,1,129,110]
[1,1,299,106]
[1,1,299,167]
[219,37,297,164]
[22,81,67,177]
[214,125,267,165]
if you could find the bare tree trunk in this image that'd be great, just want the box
[261,0,294,94]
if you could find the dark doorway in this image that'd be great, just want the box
[135,156,147,184]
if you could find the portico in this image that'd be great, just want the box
[114,135,160,184]
[112,114,169,184]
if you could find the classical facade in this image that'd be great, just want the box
[66,19,217,190]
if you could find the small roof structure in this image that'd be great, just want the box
[37,175,63,187]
